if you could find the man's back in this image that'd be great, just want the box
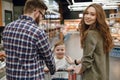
[2,15,55,80]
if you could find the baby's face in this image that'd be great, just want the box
[54,45,65,59]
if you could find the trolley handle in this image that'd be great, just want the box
[57,68,74,72]
[44,68,74,73]
[57,68,67,72]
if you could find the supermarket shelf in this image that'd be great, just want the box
[114,43,120,47]
[110,46,120,58]
[66,31,79,34]
[114,45,120,48]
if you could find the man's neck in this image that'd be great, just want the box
[24,13,35,20]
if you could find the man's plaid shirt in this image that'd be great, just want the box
[2,15,56,80]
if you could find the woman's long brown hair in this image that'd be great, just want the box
[79,3,113,54]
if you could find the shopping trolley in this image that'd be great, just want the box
[44,69,79,80]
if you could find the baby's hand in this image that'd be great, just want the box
[65,55,74,64]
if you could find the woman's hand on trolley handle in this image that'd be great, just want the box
[73,64,82,75]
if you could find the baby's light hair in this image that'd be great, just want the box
[53,41,65,51]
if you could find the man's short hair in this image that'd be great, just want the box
[24,0,48,14]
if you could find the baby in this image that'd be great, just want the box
[44,41,73,80]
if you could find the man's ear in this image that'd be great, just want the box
[33,9,39,17]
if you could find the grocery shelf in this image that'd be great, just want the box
[110,46,120,58]
[66,31,79,34]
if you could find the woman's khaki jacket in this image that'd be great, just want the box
[81,30,109,80]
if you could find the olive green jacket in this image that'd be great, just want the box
[81,30,109,80]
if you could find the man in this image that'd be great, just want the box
[2,0,56,80]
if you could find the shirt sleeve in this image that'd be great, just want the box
[81,30,97,72]
[36,30,56,75]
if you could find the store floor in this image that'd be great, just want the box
[110,57,120,80]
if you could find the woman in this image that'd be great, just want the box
[69,3,113,80]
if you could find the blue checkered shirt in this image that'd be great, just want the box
[2,15,56,80]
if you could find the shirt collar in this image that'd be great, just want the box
[19,15,37,24]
